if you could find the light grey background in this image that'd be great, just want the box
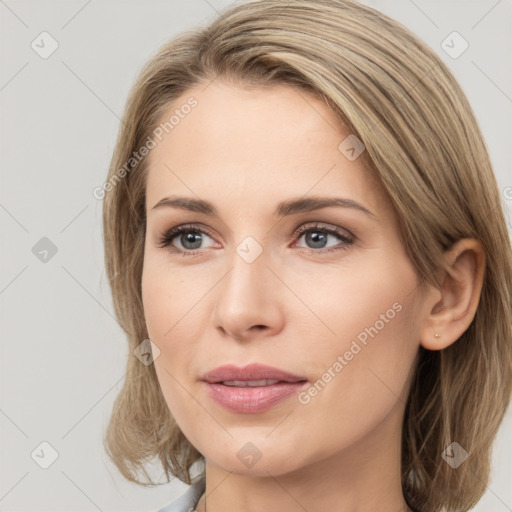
[1,1,511,511]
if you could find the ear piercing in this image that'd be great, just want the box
[434,332,441,338]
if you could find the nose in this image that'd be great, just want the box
[211,244,285,342]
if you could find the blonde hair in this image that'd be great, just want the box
[101,1,512,510]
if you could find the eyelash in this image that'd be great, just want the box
[156,222,354,257]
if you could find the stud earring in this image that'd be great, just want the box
[434,332,441,338]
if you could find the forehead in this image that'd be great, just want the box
[145,81,389,218]
[151,80,345,155]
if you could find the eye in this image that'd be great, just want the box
[292,222,354,254]
[156,224,217,255]
[156,222,354,256]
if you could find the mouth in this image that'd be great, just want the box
[201,363,308,385]
[201,363,308,414]
[200,364,309,413]
[219,379,299,387]
[202,380,308,413]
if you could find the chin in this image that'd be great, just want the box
[202,440,310,477]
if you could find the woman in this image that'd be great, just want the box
[101,0,512,511]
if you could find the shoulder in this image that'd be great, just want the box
[157,473,206,512]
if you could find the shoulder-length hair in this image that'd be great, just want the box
[101,1,512,510]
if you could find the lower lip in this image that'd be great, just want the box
[203,381,308,413]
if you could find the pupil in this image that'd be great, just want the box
[182,232,202,250]
[306,231,327,248]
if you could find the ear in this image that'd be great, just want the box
[420,238,486,351]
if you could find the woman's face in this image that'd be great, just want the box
[142,81,427,476]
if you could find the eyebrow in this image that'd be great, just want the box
[151,195,376,219]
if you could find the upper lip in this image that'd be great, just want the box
[201,363,307,383]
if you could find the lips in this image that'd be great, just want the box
[201,363,307,385]
[200,364,309,413]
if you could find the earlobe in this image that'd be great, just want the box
[420,238,486,351]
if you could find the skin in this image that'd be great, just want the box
[141,80,485,512]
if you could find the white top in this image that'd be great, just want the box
[157,472,206,512]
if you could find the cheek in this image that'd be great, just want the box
[141,257,207,418]
[290,250,419,361]
[141,252,198,341]
[292,255,421,433]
